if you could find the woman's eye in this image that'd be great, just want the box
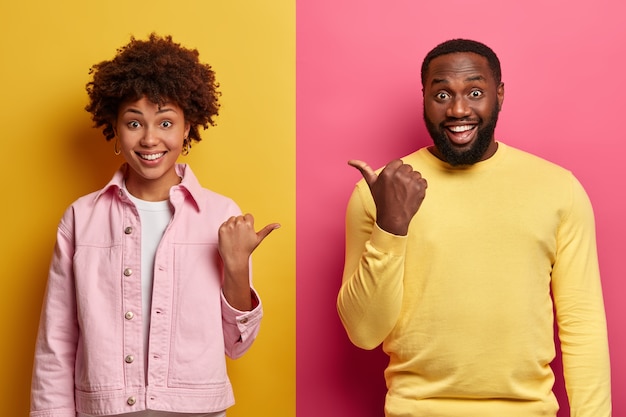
[128,121,140,128]
[161,120,172,128]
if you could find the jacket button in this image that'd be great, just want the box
[127,396,136,405]
[123,268,133,277]
[124,311,134,320]
[239,317,249,324]
[125,355,135,364]
[124,226,133,234]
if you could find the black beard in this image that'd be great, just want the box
[424,105,500,166]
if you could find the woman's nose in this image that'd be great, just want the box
[140,127,158,146]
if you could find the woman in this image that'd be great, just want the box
[30,34,279,417]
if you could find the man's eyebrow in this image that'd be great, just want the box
[465,75,486,82]
[430,74,487,86]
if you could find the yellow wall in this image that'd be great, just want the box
[0,1,294,416]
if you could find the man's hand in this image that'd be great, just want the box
[349,159,427,236]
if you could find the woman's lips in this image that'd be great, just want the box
[137,152,166,161]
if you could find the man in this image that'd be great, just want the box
[337,39,611,417]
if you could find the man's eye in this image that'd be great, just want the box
[436,92,449,100]
[161,120,172,128]
[470,90,483,98]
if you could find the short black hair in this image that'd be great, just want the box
[421,39,502,87]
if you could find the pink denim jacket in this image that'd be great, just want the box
[31,164,262,417]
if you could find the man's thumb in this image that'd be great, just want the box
[348,160,377,186]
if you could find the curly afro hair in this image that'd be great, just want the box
[85,33,220,142]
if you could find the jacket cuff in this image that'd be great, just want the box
[221,289,263,334]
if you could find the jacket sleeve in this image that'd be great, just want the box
[216,197,263,360]
[221,285,263,359]
[551,176,611,417]
[31,209,78,417]
[336,183,408,350]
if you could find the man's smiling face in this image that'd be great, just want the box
[422,52,504,166]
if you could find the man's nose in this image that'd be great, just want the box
[447,96,471,118]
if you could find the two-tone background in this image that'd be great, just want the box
[1,1,623,416]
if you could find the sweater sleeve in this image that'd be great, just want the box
[337,183,408,350]
[551,175,611,417]
[31,210,79,417]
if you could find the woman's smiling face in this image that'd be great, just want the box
[115,96,190,200]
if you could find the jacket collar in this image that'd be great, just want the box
[94,163,203,211]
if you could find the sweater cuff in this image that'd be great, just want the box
[370,223,408,256]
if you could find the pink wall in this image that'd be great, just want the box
[296,1,625,416]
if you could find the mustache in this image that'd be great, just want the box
[442,117,480,124]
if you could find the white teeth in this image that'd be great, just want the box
[139,152,164,161]
[449,125,474,132]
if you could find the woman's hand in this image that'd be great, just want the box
[218,213,280,311]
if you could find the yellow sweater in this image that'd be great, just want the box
[338,143,611,417]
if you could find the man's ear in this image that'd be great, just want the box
[497,82,505,111]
